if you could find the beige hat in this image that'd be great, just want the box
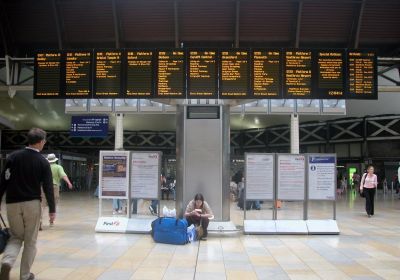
[47,153,58,163]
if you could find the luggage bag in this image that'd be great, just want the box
[151,217,188,245]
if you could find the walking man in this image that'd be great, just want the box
[0,128,56,280]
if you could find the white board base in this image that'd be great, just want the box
[126,217,157,233]
[95,217,129,233]
[244,220,276,234]
[306,219,340,235]
[208,221,237,232]
[275,220,308,234]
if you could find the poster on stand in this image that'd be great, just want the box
[99,151,130,198]
[131,151,161,199]
[277,154,305,200]
[308,154,336,200]
[245,153,274,200]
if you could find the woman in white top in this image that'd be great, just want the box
[360,165,378,217]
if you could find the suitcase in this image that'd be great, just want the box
[151,217,189,245]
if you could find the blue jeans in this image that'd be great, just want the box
[254,200,261,210]
[131,199,138,214]
[151,200,158,213]
[112,199,122,210]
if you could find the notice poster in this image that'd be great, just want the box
[308,155,336,200]
[245,154,274,200]
[99,151,129,198]
[131,152,161,199]
[277,154,305,200]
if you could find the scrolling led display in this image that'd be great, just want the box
[64,51,92,98]
[347,50,377,99]
[315,50,345,99]
[188,50,217,98]
[283,50,313,98]
[220,51,249,98]
[34,52,62,98]
[252,50,282,98]
[94,51,122,98]
[125,51,154,97]
[156,50,185,98]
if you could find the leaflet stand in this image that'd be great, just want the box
[275,154,308,234]
[95,150,130,233]
[305,154,340,235]
[243,153,277,234]
[126,151,161,233]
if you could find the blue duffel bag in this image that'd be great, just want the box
[151,217,189,245]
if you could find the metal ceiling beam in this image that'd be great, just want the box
[112,0,121,49]
[294,0,303,48]
[0,0,12,55]
[51,0,63,49]
[174,0,179,48]
[234,0,240,48]
[353,0,366,49]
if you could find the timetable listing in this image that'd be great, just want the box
[220,51,249,97]
[126,51,153,97]
[317,51,345,98]
[65,51,91,97]
[253,50,281,97]
[284,51,312,97]
[188,51,217,98]
[348,51,376,97]
[157,51,185,98]
[95,51,122,97]
[35,52,61,97]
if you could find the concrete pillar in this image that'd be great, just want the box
[290,114,300,154]
[115,113,124,150]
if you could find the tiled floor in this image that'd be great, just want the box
[2,190,400,280]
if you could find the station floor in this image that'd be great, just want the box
[2,190,400,280]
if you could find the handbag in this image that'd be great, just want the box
[195,224,204,240]
[0,214,10,254]
[359,173,367,198]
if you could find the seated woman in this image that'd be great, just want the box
[184,193,213,239]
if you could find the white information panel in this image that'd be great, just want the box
[277,154,305,200]
[130,151,161,199]
[99,151,130,199]
[245,153,274,200]
[308,154,336,200]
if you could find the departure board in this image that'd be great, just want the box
[220,51,249,98]
[64,51,92,98]
[252,50,282,98]
[315,50,345,99]
[156,50,185,98]
[188,50,217,98]
[347,50,377,99]
[283,50,313,98]
[34,52,62,98]
[125,51,154,97]
[94,51,122,98]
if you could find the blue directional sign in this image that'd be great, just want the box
[70,116,109,137]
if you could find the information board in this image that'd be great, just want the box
[70,116,109,137]
[34,52,62,98]
[125,50,154,97]
[220,50,249,98]
[245,153,274,200]
[94,50,122,98]
[130,152,161,199]
[156,50,185,98]
[252,50,282,98]
[188,50,218,98]
[283,50,313,98]
[347,50,377,99]
[64,51,92,98]
[315,50,345,99]
[99,151,129,198]
[277,154,305,200]
[308,154,336,200]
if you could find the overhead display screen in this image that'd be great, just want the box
[188,50,217,98]
[347,50,377,99]
[220,50,249,98]
[94,51,122,98]
[64,51,92,98]
[34,52,62,98]
[252,50,282,98]
[283,50,313,98]
[125,51,154,97]
[315,50,345,99]
[156,50,185,98]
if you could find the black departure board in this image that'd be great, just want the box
[156,50,185,98]
[125,51,154,97]
[347,50,377,99]
[94,51,122,98]
[64,51,92,98]
[34,52,62,98]
[220,50,249,98]
[188,50,217,98]
[283,50,313,98]
[315,50,345,99]
[252,50,282,98]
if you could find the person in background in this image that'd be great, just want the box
[0,128,55,280]
[41,153,73,229]
[112,199,123,215]
[352,171,360,192]
[360,165,378,217]
[184,193,213,240]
